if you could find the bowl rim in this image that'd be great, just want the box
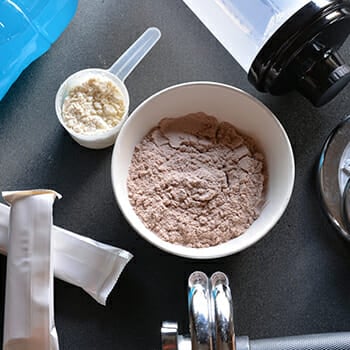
[111,81,295,259]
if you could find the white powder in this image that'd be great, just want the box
[62,77,125,134]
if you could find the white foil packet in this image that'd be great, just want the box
[0,201,133,306]
[3,190,60,350]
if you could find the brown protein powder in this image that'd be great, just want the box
[127,112,266,248]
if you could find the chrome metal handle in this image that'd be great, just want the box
[246,332,350,350]
[162,272,350,350]
[188,271,213,350]
[210,272,236,350]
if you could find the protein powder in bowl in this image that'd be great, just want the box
[127,112,266,248]
[111,82,295,259]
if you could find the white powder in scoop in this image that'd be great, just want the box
[62,77,125,134]
[127,112,266,248]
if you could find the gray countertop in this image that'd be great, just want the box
[1,1,350,349]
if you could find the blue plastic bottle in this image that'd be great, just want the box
[0,0,79,101]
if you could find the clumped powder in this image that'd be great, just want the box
[62,77,125,134]
[127,113,266,248]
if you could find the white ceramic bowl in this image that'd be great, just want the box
[111,82,295,259]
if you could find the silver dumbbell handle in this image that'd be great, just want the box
[237,333,350,350]
[162,329,350,350]
[162,271,350,350]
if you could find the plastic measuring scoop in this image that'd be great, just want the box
[55,27,161,149]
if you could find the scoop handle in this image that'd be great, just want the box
[108,27,161,82]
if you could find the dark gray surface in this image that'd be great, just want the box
[1,0,350,349]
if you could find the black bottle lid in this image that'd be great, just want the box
[248,0,350,107]
[298,51,350,106]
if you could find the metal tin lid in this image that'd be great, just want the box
[318,115,350,240]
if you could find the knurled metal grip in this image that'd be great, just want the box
[161,322,179,350]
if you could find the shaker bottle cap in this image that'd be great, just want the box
[297,52,350,107]
[248,0,350,107]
